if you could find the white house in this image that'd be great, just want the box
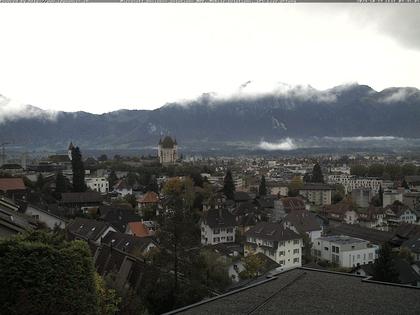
[24,204,67,230]
[245,222,303,269]
[112,179,132,197]
[312,235,379,268]
[86,177,109,193]
[201,208,237,245]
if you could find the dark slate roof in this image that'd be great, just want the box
[0,202,36,234]
[61,192,103,204]
[393,223,420,240]
[202,208,236,229]
[405,175,420,184]
[98,205,142,233]
[101,231,157,256]
[67,217,112,241]
[256,196,276,209]
[326,224,392,245]
[402,238,420,254]
[394,258,420,285]
[168,268,420,315]
[285,210,322,233]
[208,243,243,257]
[234,191,252,202]
[245,222,300,242]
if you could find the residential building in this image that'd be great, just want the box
[85,177,109,193]
[327,223,392,246]
[158,136,178,164]
[351,188,374,208]
[283,210,323,242]
[405,175,420,191]
[0,178,27,200]
[24,204,67,230]
[383,190,403,208]
[112,179,132,197]
[321,202,358,224]
[125,221,153,237]
[385,203,417,225]
[327,175,382,194]
[137,191,159,209]
[201,208,236,245]
[357,206,386,230]
[67,217,116,244]
[0,198,36,237]
[101,231,157,257]
[60,192,103,211]
[403,192,420,210]
[245,222,302,269]
[298,184,334,206]
[312,235,378,268]
[401,238,420,262]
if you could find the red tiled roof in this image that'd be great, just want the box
[128,221,150,237]
[0,178,26,192]
[138,191,159,204]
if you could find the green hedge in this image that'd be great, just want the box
[0,232,100,315]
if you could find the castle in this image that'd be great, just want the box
[158,136,178,164]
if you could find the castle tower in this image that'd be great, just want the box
[157,136,178,164]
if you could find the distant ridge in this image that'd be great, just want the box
[0,84,419,150]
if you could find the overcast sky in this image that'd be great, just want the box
[0,4,419,114]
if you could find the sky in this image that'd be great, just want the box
[0,4,420,114]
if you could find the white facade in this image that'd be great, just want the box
[270,186,289,197]
[245,236,302,269]
[313,235,378,268]
[327,175,382,194]
[299,188,333,206]
[201,222,236,245]
[86,177,109,193]
[383,190,403,208]
[24,205,66,230]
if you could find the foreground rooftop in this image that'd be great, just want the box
[166,267,420,315]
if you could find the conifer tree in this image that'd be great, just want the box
[373,243,399,283]
[311,162,324,183]
[223,170,235,200]
[259,175,267,196]
[71,146,86,192]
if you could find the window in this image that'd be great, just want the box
[293,239,300,245]
[214,228,220,234]
[279,241,285,247]
[279,260,285,265]
[293,258,300,263]
[293,248,300,254]
[279,251,285,256]
[368,253,373,260]
[227,228,233,233]
[227,236,233,242]
[213,237,220,243]
[324,247,329,251]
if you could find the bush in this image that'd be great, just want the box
[0,231,100,315]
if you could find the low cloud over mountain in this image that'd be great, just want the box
[0,84,419,151]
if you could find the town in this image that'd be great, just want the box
[1,136,420,314]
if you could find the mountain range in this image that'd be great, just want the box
[1,83,420,152]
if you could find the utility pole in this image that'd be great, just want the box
[1,142,10,166]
